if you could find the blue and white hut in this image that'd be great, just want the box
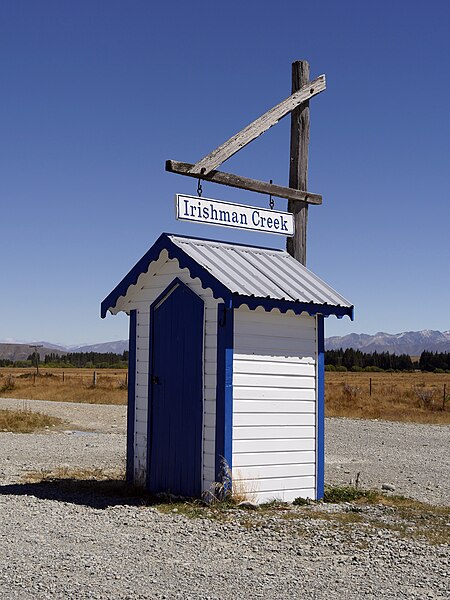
[101,233,353,503]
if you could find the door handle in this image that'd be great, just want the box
[151,375,160,385]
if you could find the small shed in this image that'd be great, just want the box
[101,233,353,503]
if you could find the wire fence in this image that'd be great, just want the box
[0,369,128,389]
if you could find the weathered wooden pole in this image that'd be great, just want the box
[287,60,310,265]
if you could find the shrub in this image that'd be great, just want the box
[335,365,347,372]
[0,375,16,393]
[292,496,311,506]
[414,386,435,409]
[117,379,128,390]
[342,383,360,401]
[323,486,378,503]
[325,364,336,372]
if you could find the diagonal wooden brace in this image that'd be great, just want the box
[187,74,326,176]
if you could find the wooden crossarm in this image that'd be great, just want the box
[187,74,326,176]
[166,160,322,205]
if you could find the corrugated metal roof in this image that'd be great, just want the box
[101,233,353,318]
[168,235,352,309]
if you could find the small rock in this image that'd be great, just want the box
[381,483,396,492]
[237,501,259,510]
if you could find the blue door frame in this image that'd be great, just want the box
[146,279,204,498]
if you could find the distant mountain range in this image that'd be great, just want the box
[0,340,128,361]
[1,330,449,361]
[325,330,450,355]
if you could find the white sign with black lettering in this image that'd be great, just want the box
[175,194,294,237]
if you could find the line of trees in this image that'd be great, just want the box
[0,359,14,367]
[2,348,449,372]
[0,352,129,369]
[418,351,450,372]
[326,349,450,372]
[325,348,414,371]
[43,351,129,368]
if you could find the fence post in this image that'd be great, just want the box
[62,371,65,383]
[369,377,372,396]
[444,384,447,411]
[93,371,97,387]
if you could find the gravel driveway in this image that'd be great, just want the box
[0,397,448,599]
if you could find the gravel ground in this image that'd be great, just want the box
[0,397,127,434]
[0,398,449,599]
[325,418,450,506]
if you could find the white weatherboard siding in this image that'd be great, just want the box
[232,306,317,503]
[122,251,220,493]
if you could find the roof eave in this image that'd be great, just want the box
[100,233,232,318]
[232,294,354,320]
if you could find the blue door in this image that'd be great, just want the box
[147,280,204,497]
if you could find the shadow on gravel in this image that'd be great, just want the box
[0,479,158,509]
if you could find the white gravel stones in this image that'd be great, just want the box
[381,483,396,492]
[0,398,449,599]
[325,417,450,506]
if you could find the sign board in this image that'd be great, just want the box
[175,194,294,237]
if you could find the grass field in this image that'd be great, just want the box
[0,408,63,433]
[0,368,127,405]
[326,371,450,424]
[0,367,449,424]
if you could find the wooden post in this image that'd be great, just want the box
[287,60,310,265]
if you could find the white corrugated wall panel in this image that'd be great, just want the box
[234,437,315,453]
[233,450,315,467]
[234,387,316,401]
[232,306,317,503]
[233,425,315,440]
[124,254,220,494]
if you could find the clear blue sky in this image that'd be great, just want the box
[1,0,449,345]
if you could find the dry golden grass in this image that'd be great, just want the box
[0,368,127,405]
[326,371,450,424]
[206,459,258,505]
[2,368,449,423]
[0,408,63,433]
[22,466,125,484]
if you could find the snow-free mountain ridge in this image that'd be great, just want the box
[0,340,128,361]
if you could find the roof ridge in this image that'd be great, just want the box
[167,232,284,253]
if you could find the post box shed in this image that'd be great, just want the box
[101,233,353,503]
